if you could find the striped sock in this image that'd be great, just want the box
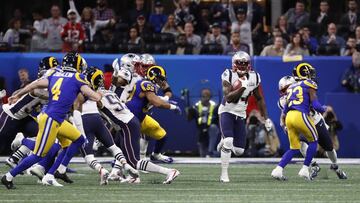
[136,160,170,175]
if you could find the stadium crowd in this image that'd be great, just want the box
[0,0,360,56]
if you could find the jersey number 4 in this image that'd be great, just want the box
[286,86,303,107]
[51,78,64,101]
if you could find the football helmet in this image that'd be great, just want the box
[62,52,87,73]
[278,76,296,96]
[84,66,104,90]
[232,51,251,74]
[146,65,166,85]
[112,53,140,75]
[292,62,316,81]
[38,56,59,78]
[138,54,156,77]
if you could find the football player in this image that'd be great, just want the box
[271,63,325,180]
[1,52,101,189]
[217,51,272,182]
[277,64,347,179]
[89,67,180,184]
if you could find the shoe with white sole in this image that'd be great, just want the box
[298,166,312,180]
[107,169,125,181]
[120,176,141,184]
[217,139,224,152]
[42,174,63,187]
[99,167,110,185]
[220,175,230,183]
[163,169,180,184]
[11,133,24,151]
[150,153,173,164]
[5,157,17,169]
[123,163,139,179]
[30,164,45,180]
[271,166,287,181]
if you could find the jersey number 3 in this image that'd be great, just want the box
[51,78,64,101]
[286,86,303,107]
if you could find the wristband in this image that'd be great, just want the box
[170,104,177,110]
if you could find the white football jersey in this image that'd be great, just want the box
[99,89,134,124]
[218,69,261,118]
[119,74,142,102]
[278,95,325,126]
[81,100,99,115]
[3,90,47,120]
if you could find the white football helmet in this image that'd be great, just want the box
[112,53,140,74]
[278,76,296,95]
[232,51,251,74]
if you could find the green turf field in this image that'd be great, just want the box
[1,163,360,203]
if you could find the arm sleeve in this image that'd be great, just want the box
[312,99,326,114]
[228,3,237,23]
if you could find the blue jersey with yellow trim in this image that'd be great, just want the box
[126,79,157,121]
[285,79,317,114]
[44,69,88,123]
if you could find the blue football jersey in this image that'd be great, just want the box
[285,79,318,114]
[126,79,158,121]
[44,69,88,123]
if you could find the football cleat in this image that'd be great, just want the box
[271,166,287,181]
[30,164,45,180]
[42,174,63,187]
[5,157,18,169]
[220,175,230,183]
[123,163,139,179]
[11,133,24,151]
[150,153,173,164]
[163,169,180,184]
[298,166,312,180]
[310,161,321,179]
[120,176,141,184]
[1,175,15,189]
[99,167,110,185]
[107,168,125,181]
[216,139,224,152]
[54,171,73,184]
[330,164,348,179]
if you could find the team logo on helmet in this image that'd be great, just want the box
[84,66,104,90]
[38,56,59,78]
[146,65,166,85]
[292,63,316,81]
[62,52,86,73]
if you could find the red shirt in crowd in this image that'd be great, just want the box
[61,22,85,52]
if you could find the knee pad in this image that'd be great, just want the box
[223,137,234,150]
[233,147,244,156]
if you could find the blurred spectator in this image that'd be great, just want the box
[30,9,47,52]
[133,15,154,36]
[149,1,167,33]
[284,0,310,34]
[128,27,144,46]
[341,51,360,93]
[356,26,360,43]
[92,0,114,21]
[210,0,229,29]
[173,0,199,30]
[103,64,113,90]
[342,35,357,56]
[61,9,86,52]
[0,77,8,104]
[311,0,334,37]
[339,0,360,35]
[170,33,193,55]
[161,14,181,36]
[204,23,228,50]
[129,0,148,26]
[245,110,280,157]
[196,7,211,36]
[229,0,253,55]
[265,27,288,47]
[320,23,346,54]
[18,68,31,89]
[284,33,310,56]
[223,32,250,55]
[276,15,290,41]
[299,25,318,55]
[46,5,68,52]
[3,19,29,51]
[184,22,201,54]
[323,106,343,151]
[186,88,219,157]
[69,0,116,43]
[260,36,284,56]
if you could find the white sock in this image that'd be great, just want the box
[326,149,338,164]
[107,145,126,163]
[300,142,308,157]
[57,164,67,174]
[136,160,171,175]
[5,172,13,181]
[12,145,31,161]
[139,138,149,159]
[220,147,231,177]
[45,173,55,179]
[84,154,102,172]
[275,165,283,171]
[302,165,309,170]
[111,160,122,174]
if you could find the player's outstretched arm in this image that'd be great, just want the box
[222,80,246,103]
[145,91,171,109]
[9,78,49,104]
[309,88,326,114]
[80,85,102,102]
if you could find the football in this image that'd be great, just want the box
[232,79,242,90]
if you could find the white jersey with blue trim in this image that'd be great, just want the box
[81,99,99,115]
[218,69,261,118]
[119,74,142,103]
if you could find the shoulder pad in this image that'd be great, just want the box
[75,73,89,84]
[43,69,56,78]
[221,69,231,83]
[303,79,317,90]
[140,80,156,92]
